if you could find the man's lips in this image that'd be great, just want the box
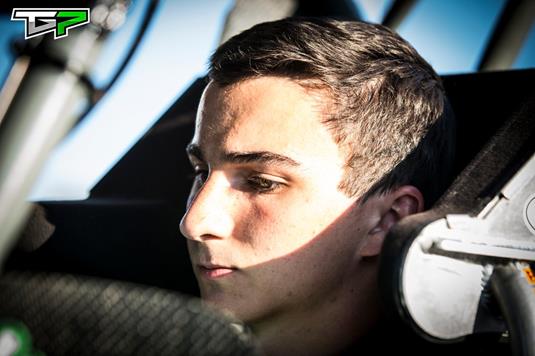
[198,264,237,279]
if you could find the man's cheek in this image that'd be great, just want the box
[186,240,199,262]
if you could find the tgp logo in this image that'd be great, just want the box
[11,8,90,40]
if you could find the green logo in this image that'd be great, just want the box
[11,8,90,40]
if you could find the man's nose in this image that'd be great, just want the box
[179,173,235,242]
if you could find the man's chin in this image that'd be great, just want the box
[200,289,263,324]
[201,290,240,316]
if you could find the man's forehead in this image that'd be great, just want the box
[200,78,329,122]
[192,77,344,167]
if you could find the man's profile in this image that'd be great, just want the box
[180,17,454,355]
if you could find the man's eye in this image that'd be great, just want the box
[193,166,208,182]
[247,176,283,193]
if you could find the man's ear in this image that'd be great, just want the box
[360,186,424,257]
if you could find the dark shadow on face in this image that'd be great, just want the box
[185,196,384,354]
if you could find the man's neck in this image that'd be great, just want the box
[250,269,380,356]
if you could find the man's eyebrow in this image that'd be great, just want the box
[224,151,300,167]
[185,143,300,167]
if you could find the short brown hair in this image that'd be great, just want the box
[209,17,455,207]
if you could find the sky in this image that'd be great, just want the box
[0,0,533,201]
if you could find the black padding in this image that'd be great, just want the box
[0,271,257,355]
[439,69,535,214]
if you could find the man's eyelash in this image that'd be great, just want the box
[247,176,283,193]
[188,164,208,181]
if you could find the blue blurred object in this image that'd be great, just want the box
[514,22,535,69]
[352,0,393,23]
[0,14,24,84]
[90,0,153,88]
[397,0,507,74]
[27,0,233,200]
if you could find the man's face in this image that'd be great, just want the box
[180,77,378,324]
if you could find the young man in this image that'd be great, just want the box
[180,18,455,355]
